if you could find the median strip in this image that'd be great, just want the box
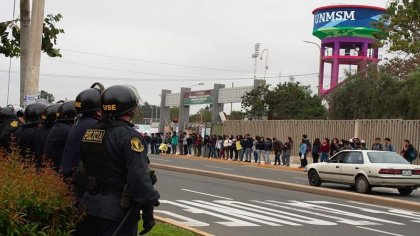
[151,163,420,212]
[154,215,215,236]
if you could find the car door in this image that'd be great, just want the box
[340,151,363,183]
[319,152,349,182]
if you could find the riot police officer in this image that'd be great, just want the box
[15,103,47,158]
[60,83,104,179]
[44,101,76,171]
[75,85,160,236]
[33,103,61,163]
[0,105,20,153]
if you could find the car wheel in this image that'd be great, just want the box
[308,169,322,187]
[398,187,413,196]
[355,176,371,194]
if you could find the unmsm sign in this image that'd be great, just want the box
[312,5,385,39]
[184,90,213,105]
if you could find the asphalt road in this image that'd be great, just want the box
[155,169,420,236]
[149,154,420,201]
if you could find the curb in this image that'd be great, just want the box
[156,153,303,172]
[155,215,215,236]
[151,163,420,212]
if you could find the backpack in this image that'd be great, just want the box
[305,139,312,154]
[410,148,418,161]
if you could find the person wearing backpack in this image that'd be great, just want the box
[303,134,312,155]
[401,139,416,164]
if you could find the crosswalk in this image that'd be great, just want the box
[156,199,420,228]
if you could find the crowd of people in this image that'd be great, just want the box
[145,132,419,167]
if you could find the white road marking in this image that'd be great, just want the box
[293,177,308,181]
[149,157,172,162]
[215,200,336,225]
[357,226,405,236]
[155,210,209,227]
[181,189,233,200]
[204,165,235,171]
[160,200,259,226]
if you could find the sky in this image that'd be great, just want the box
[0,0,389,113]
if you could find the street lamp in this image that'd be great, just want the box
[303,40,322,95]
[260,49,269,81]
[251,43,261,79]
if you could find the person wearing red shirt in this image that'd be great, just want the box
[320,138,330,162]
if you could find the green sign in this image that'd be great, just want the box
[184,90,213,105]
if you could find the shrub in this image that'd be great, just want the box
[0,147,80,235]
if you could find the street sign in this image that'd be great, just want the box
[184,90,213,105]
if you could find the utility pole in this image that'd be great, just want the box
[23,0,45,107]
[19,0,30,107]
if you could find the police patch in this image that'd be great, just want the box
[130,137,144,152]
[10,120,18,128]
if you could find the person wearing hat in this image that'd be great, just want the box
[15,103,48,158]
[43,101,77,171]
[33,103,61,164]
[74,85,160,236]
[0,105,21,153]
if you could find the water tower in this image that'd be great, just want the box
[311,5,386,96]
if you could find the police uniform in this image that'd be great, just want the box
[44,101,76,171]
[75,85,159,236]
[15,103,47,158]
[0,107,20,152]
[60,84,104,178]
[33,104,61,163]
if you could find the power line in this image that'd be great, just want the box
[0,69,318,82]
[61,48,272,75]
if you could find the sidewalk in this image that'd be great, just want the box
[152,152,303,172]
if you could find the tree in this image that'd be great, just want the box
[39,90,54,103]
[170,106,179,122]
[241,84,269,120]
[0,14,64,58]
[228,111,244,120]
[241,82,326,120]
[375,0,420,55]
[189,106,212,123]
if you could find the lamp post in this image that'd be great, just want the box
[303,40,322,95]
[260,49,269,82]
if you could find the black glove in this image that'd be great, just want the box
[149,170,157,185]
[139,206,155,235]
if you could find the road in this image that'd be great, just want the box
[155,169,420,236]
[149,154,420,201]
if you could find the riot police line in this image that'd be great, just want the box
[0,83,160,236]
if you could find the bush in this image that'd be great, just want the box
[0,147,80,235]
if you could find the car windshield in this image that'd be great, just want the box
[367,152,409,164]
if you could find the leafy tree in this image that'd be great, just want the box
[0,14,64,58]
[241,82,326,120]
[170,106,179,122]
[140,102,159,120]
[241,84,269,120]
[189,106,212,122]
[397,68,420,119]
[375,0,419,55]
[39,90,55,103]
[132,108,144,123]
[228,111,244,120]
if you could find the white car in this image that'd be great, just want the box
[304,150,420,195]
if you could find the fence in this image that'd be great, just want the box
[220,119,420,165]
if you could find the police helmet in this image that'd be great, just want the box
[56,101,77,121]
[100,85,139,117]
[41,104,61,126]
[75,82,104,114]
[24,103,48,124]
[0,106,15,118]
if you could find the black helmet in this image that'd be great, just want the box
[56,101,77,121]
[41,104,61,126]
[24,103,47,124]
[100,85,139,117]
[75,83,104,114]
[0,106,15,119]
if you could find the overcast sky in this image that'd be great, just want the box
[0,0,388,113]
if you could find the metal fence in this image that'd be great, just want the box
[220,119,420,165]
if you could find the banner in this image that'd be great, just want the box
[184,90,213,105]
